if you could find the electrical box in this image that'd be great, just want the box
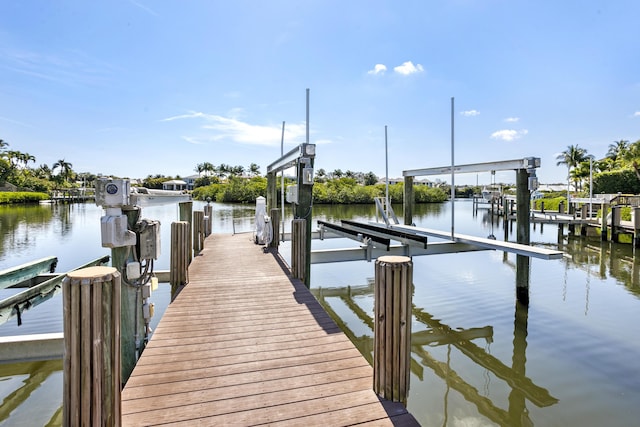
[95,178,130,207]
[286,185,298,204]
[100,214,137,248]
[137,219,161,260]
[303,167,314,185]
[126,262,141,280]
[528,176,539,191]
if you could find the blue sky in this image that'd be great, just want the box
[0,0,638,185]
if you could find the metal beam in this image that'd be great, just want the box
[403,157,540,177]
[390,224,563,260]
[266,144,301,174]
[310,241,486,264]
[341,220,428,248]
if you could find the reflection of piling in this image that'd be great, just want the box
[611,206,621,243]
[63,266,121,427]
[291,219,306,280]
[373,255,412,405]
[170,221,190,300]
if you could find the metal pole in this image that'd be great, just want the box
[281,121,285,241]
[385,125,389,217]
[306,88,310,144]
[589,156,593,216]
[450,97,455,240]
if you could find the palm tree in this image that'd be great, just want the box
[52,159,73,184]
[607,139,629,163]
[202,162,215,176]
[194,163,205,177]
[556,145,588,202]
[620,140,640,181]
[248,163,260,176]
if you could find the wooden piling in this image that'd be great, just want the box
[204,204,213,236]
[634,207,640,248]
[170,221,190,299]
[601,203,608,241]
[269,208,280,249]
[179,202,193,264]
[193,211,205,254]
[373,255,412,405]
[291,219,306,280]
[63,266,121,427]
[611,205,621,243]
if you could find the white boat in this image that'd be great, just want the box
[130,187,192,206]
[481,185,502,203]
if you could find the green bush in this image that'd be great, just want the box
[593,169,640,194]
[0,192,49,204]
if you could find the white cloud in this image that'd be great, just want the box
[461,110,480,117]
[393,61,424,75]
[634,111,640,117]
[504,117,520,122]
[491,129,529,142]
[367,64,387,75]
[162,111,307,146]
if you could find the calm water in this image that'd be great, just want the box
[1,201,639,426]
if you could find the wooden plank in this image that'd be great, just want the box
[122,233,419,426]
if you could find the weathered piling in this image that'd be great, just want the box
[373,255,413,405]
[193,210,205,254]
[611,205,621,243]
[204,204,213,236]
[601,203,608,241]
[291,219,306,280]
[178,201,193,264]
[269,208,280,249]
[634,207,640,248]
[63,266,121,427]
[170,221,190,299]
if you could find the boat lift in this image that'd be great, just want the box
[314,157,562,265]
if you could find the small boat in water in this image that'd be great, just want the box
[480,185,502,203]
[130,187,192,206]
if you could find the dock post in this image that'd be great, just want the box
[193,211,205,254]
[204,204,213,236]
[601,203,608,241]
[270,208,280,249]
[516,169,531,305]
[540,201,545,214]
[403,176,414,225]
[291,219,307,280]
[634,207,640,248]
[373,255,412,405]
[611,206,621,243]
[111,206,143,386]
[170,221,190,300]
[559,201,565,214]
[63,266,121,427]
[179,201,193,263]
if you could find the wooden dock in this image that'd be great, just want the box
[121,233,419,426]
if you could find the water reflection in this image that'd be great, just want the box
[0,359,62,426]
[312,280,557,427]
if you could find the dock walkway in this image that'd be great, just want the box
[122,233,418,426]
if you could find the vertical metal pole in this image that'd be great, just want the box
[306,88,310,144]
[589,156,593,216]
[385,125,389,217]
[450,97,455,240]
[281,121,285,241]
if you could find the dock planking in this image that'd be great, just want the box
[122,233,419,426]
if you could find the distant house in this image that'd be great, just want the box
[162,179,187,191]
[183,175,199,191]
[379,178,435,187]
